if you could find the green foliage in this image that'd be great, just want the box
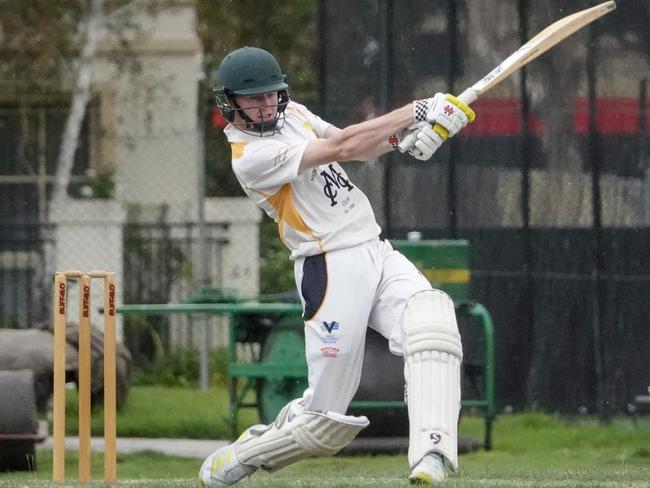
[0,0,83,90]
[0,0,144,94]
[204,120,244,197]
[259,218,295,294]
[122,211,193,304]
[82,166,116,198]
[195,1,318,294]
[131,348,230,389]
[68,166,117,199]
[122,315,165,372]
[198,0,319,197]
[197,0,318,104]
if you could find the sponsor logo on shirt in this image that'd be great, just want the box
[321,321,340,345]
[321,347,339,358]
[321,321,339,333]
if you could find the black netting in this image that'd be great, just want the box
[320,0,650,414]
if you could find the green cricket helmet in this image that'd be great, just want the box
[214,47,290,135]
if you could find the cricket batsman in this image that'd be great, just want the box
[200,46,475,485]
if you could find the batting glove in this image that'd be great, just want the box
[389,122,444,161]
[413,92,476,140]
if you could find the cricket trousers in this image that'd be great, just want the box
[293,238,432,414]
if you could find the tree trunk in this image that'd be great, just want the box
[50,0,104,214]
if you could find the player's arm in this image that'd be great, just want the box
[318,125,395,161]
[298,94,475,173]
[298,104,412,173]
[322,123,440,162]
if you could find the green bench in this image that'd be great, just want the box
[118,240,496,449]
[227,239,496,449]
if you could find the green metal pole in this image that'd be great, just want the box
[468,302,496,450]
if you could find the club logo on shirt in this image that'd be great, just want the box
[320,163,354,207]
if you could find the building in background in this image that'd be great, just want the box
[0,1,260,340]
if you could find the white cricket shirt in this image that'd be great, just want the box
[225,101,381,259]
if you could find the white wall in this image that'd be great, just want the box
[50,199,126,339]
[53,3,262,352]
[93,1,203,210]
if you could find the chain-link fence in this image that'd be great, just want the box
[0,103,259,384]
[1,1,648,411]
[318,0,650,415]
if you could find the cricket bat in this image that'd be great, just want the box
[456,0,617,106]
[400,1,616,151]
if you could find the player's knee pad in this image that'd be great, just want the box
[402,289,463,359]
[235,399,369,471]
[401,290,463,471]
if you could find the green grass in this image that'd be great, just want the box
[2,449,199,486]
[2,386,649,487]
[63,385,259,439]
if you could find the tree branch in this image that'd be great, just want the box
[50,0,104,211]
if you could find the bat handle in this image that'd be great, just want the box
[457,87,478,106]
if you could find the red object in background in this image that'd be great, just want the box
[212,108,228,129]
[208,97,649,134]
[573,98,648,134]
[462,98,543,136]
[461,97,649,136]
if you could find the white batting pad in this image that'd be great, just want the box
[402,290,463,470]
[236,399,369,471]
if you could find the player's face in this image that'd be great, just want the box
[234,92,279,123]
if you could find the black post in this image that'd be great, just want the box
[639,78,648,185]
[586,18,608,422]
[316,0,328,117]
[447,0,458,238]
[518,0,536,406]
[381,0,394,237]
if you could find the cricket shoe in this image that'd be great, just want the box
[409,453,448,484]
[199,441,256,486]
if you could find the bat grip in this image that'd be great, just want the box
[396,129,417,154]
[457,87,478,106]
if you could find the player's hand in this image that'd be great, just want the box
[393,122,444,161]
[412,92,475,140]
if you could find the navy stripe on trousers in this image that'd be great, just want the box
[301,253,327,321]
